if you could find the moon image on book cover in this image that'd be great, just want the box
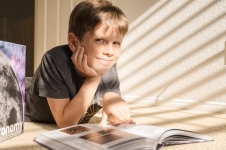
[0,41,25,141]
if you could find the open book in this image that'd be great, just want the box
[34,122,213,150]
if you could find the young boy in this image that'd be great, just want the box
[25,0,135,128]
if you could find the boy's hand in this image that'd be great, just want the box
[99,92,136,126]
[71,46,100,78]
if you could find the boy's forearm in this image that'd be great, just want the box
[60,76,101,127]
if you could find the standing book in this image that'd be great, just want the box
[34,122,213,150]
[0,41,25,142]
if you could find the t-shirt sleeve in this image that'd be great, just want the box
[38,53,70,98]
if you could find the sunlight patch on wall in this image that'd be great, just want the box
[116,0,226,106]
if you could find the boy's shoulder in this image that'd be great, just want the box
[41,44,72,66]
[46,44,70,54]
[44,45,72,58]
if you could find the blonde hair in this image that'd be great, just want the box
[68,0,128,41]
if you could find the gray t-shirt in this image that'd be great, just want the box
[25,45,121,123]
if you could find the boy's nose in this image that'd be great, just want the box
[103,45,114,56]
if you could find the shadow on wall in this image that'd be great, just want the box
[118,0,226,111]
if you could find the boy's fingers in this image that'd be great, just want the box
[121,117,135,124]
[131,120,136,124]
[128,117,136,124]
[99,111,108,126]
[118,107,132,123]
[73,46,79,58]
[71,53,78,68]
[82,54,100,77]
[81,54,90,74]
[77,46,84,66]
[109,113,135,125]
[71,46,80,67]
[123,106,136,124]
[117,110,135,124]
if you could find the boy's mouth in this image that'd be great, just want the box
[96,58,114,65]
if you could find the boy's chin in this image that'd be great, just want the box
[91,62,116,75]
[96,69,109,75]
[95,67,112,75]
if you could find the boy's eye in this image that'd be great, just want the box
[113,42,121,46]
[95,39,105,43]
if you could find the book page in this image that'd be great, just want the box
[103,123,212,145]
[36,124,158,150]
[159,129,212,145]
[104,122,168,142]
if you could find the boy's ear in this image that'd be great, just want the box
[68,32,80,52]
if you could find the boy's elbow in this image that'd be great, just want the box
[55,114,80,128]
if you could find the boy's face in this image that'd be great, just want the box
[79,24,123,74]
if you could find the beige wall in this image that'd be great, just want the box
[34,0,83,69]
[35,0,226,112]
